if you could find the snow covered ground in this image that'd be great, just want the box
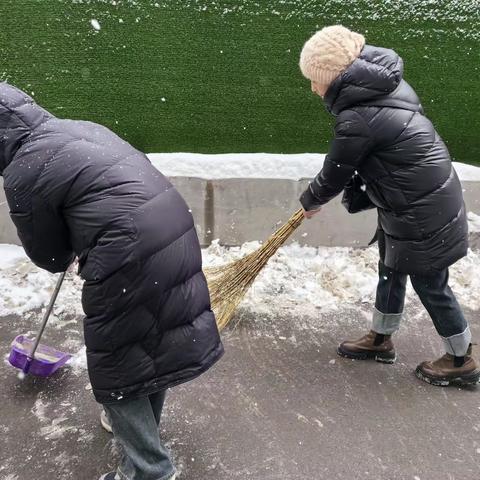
[1,217,478,330]
[0,198,478,372]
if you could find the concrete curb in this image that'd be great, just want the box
[0,177,479,248]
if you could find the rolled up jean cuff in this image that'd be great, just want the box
[372,307,403,335]
[442,326,472,357]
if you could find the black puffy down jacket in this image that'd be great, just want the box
[300,45,468,275]
[0,82,223,403]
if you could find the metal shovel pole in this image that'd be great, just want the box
[23,271,66,374]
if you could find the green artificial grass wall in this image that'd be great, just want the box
[1,1,479,165]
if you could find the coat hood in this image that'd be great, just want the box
[0,83,52,174]
[324,45,406,115]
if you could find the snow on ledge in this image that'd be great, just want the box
[148,153,326,180]
[456,163,480,182]
[148,153,480,182]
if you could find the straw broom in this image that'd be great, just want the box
[204,209,305,331]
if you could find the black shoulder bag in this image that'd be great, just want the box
[341,174,375,214]
[341,99,422,214]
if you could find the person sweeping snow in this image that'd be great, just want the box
[0,82,223,479]
[298,26,479,386]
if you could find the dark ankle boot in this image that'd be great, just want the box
[337,330,396,364]
[415,344,480,386]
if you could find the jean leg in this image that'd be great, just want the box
[372,260,408,334]
[149,390,167,426]
[410,269,470,356]
[104,394,176,480]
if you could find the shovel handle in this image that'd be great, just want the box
[26,271,66,367]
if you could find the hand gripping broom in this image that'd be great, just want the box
[205,209,305,331]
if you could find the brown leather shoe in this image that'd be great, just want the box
[416,345,480,386]
[337,330,396,364]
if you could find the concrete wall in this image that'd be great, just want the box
[193,178,379,247]
[0,178,20,246]
[1,176,479,248]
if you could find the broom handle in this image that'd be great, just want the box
[29,271,66,360]
[261,208,305,248]
[279,208,305,234]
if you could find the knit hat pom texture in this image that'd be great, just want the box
[300,25,366,85]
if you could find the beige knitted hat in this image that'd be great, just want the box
[299,25,366,85]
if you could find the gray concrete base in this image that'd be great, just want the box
[0,185,20,246]
[1,302,479,480]
[2,176,479,248]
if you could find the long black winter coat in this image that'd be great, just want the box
[0,83,223,403]
[300,45,468,275]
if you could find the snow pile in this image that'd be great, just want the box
[203,241,480,315]
[148,152,480,182]
[0,252,83,318]
[0,244,27,268]
[0,221,478,326]
[203,241,380,317]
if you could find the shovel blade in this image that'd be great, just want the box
[9,335,72,377]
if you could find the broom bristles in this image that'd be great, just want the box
[204,209,305,330]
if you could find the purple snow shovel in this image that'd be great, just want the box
[8,272,72,377]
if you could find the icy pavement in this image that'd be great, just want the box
[0,232,479,479]
[1,303,479,480]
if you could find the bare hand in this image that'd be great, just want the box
[303,207,322,219]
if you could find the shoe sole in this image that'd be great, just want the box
[337,345,396,364]
[415,367,480,387]
[98,473,118,480]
